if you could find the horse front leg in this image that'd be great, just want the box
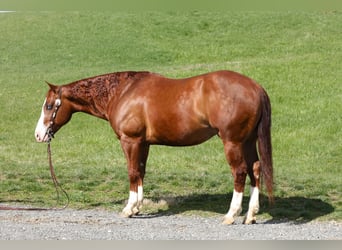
[222,141,247,225]
[120,138,149,218]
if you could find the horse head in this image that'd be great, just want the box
[35,82,72,142]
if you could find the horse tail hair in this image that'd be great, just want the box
[257,88,274,204]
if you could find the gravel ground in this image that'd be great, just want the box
[0,208,341,240]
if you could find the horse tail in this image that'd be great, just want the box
[257,88,274,204]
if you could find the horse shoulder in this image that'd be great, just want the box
[107,76,159,140]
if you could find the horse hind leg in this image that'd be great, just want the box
[244,161,261,224]
[243,140,260,224]
[222,141,247,225]
[132,143,149,215]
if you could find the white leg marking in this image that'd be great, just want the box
[128,190,138,205]
[249,186,259,213]
[122,185,143,217]
[35,99,48,142]
[223,190,243,224]
[137,185,143,204]
[245,186,259,224]
[227,190,243,217]
[122,191,138,217]
[132,185,144,215]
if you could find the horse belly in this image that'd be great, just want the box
[146,117,217,146]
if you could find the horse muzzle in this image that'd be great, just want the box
[35,130,49,142]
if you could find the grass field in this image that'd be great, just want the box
[0,11,341,222]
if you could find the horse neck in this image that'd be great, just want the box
[64,77,113,120]
[63,71,151,120]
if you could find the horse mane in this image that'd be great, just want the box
[71,71,151,88]
[65,71,152,102]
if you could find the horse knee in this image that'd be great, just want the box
[128,168,140,183]
[233,166,247,192]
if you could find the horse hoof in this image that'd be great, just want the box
[121,209,133,218]
[243,217,257,225]
[132,207,140,215]
[120,212,132,218]
[222,216,235,225]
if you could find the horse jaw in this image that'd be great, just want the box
[35,99,49,142]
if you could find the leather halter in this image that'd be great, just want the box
[45,97,61,143]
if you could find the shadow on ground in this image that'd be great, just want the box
[2,192,335,224]
[134,193,335,224]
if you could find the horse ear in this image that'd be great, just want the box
[45,81,58,93]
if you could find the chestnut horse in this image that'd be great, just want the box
[35,70,273,224]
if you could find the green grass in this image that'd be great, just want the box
[0,11,341,222]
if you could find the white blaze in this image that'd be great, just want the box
[35,99,48,142]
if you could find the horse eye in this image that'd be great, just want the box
[46,104,53,110]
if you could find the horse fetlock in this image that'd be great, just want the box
[252,204,259,214]
[132,204,141,215]
[243,213,257,224]
[244,205,259,224]
[230,205,242,217]
[131,207,139,215]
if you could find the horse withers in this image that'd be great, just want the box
[35,70,273,224]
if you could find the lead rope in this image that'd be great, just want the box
[46,97,69,209]
[47,141,70,210]
[0,143,69,211]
